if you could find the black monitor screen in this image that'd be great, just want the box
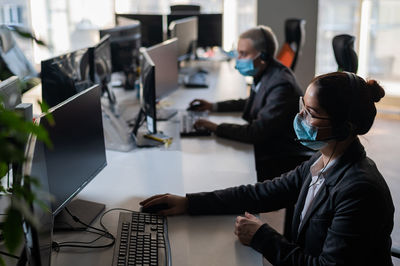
[146,39,178,100]
[0,76,21,109]
[116,14,163,48]
[39,85,106,215]
[41,48,92,108]
[139,48,156,134]
[167,13,222,47]
[0,25,38,81]
[90,35,112,92]
[100,23,141,74]
[169,17,198,59]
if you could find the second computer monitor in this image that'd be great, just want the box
[146,38,178,100]
[169,17,198,61]
[139,48,157,134]
[116,14,163,48]
[41,47,92,108]
[99,22,141,74]
[167,13,222,48]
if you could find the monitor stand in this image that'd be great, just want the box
[53,199,105,231]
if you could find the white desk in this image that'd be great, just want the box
[39,60,262,266]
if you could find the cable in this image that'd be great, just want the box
[309,142,338,188]
[0,250,19,259]
[99,208,136,235]
[52,207,115,252]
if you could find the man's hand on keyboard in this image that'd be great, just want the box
[188,99,213,111]
[193,119,217,132]
[140,193,188,216]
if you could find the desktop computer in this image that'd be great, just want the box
[145,38,179,120]
[38,85,107,229]
[169,17,198,62]
[169,17,208,88]
[41,47,93,108]
[17,85,105,265]
[115,14,164,48]
[89,34,116,106]
[167,13,223,48]
[100,22,141,90]
[0,25,40,91]
[0,76,21,109]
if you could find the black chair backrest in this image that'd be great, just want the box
[170,5,201,14]
[282,18,306,70]
[332,34,358,73]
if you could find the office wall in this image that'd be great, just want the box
[257,0,318,91]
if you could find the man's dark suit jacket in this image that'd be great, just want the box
[215,58,311,161]
[187,139,394,265]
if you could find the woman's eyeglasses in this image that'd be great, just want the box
[299,96,331,123]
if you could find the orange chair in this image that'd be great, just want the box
[277,19,306,71]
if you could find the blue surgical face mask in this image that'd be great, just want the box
[293,113,328,150]
[235,55,259,76]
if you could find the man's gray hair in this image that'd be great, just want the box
[239,25,279,60]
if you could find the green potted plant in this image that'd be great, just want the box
[0,25,51,265]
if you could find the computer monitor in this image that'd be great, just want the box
[20,134,52,266]
[38,85,107,223]
[115,14,163,48]
[0,75,21,109]
[138,48,157,134]
[41,47,92,108]
[0,25,39,83]
[167,13,222,48]
[89,35,115,105]
[169,17,198,61]
[99,22,141,90]
[146,38,178,101]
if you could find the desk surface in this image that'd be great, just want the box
[30,60,262,266]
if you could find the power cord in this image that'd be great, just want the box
[0,250,19,259]
[52,207,115,252]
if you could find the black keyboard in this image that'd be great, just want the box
[183,72,208,88]
[112,211,171,266]
[180,112,211,137]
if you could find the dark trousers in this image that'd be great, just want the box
[256,155,312,241]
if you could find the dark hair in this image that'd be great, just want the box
[311,72,385,136]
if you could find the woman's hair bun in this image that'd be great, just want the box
[366,79,385,103]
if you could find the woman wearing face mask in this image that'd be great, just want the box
[141,72,394,265]
[188,25,314,181]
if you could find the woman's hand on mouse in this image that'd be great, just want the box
[140,194,188,216]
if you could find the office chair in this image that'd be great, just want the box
[170,4,201,14]
[332,34,358,73]
[276,18,306,71]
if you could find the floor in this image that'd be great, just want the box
[260,115,400,265]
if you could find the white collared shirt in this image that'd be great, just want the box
[252,82,262,93]
[299,156,338,227]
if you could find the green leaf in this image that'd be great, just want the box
[3,207,23,253]
[0,256,5,266]
[0,162,8,178]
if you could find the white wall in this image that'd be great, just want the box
[257,0,318,91]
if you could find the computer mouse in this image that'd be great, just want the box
[187,102,202,111]
[141,203,169,213]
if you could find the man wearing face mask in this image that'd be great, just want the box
[189,25,313,181]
